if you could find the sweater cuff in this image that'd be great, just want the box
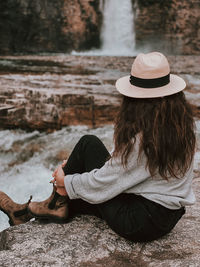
[64,174,80,200]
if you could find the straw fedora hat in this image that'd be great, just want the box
[116,52,186,98]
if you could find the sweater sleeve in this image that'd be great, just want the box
[64,140,149,204]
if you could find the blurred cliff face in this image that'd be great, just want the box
[0,0,102,54]
[0,0,199,55]
[134,0,200,55]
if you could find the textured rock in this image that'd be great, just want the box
[134,0,200,55]
[0,142,200,266]
[0,0,102,54]
[1,0,200,55]
[0,173,200,266]
[0,55,200,131]
[0,54,200,265]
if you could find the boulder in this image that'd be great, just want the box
[0,173,200,266]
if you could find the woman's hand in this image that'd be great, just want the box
[61,160,67,168]
[51,159,67,187]
[51,165,65,187]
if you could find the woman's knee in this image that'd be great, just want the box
[79,135,101,145]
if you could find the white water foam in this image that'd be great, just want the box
[0,126,114,232]
[0,121,199,232]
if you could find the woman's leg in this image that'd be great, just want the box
[96,193,185,242]
[28,135,109,221]
[63,135,161,239]
[62,135,110,218]
[62,135,184,242]
[62,135,110,175]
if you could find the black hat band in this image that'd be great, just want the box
[130,73,170,88]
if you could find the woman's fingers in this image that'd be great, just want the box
[52,167,59,177]
[50,178,56,184]
[52,160,66,181]
[61,160,67,167]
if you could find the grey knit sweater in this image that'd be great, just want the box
[64,137,195,210]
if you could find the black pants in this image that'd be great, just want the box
[63,135,185,242]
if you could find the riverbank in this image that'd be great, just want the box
[0,124,200,265]
[0,55,200,265]
[0,55,200,131]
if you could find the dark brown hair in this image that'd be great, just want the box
[113,92,196,179]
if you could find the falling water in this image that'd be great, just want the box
[72,0,136,56]
[100,0,135,55]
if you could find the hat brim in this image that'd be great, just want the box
[116,74,186,98]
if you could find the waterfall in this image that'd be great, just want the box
[72,0,136,56]
[100,0,135,56]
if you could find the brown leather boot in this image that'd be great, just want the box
[28,186,68,223]
[0,191,33,226]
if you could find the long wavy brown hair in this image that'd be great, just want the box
[113,92,196,179]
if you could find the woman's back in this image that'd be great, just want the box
[113,92,196,180]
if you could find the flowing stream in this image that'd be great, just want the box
[0,122,200,232]
[0,125,114,232]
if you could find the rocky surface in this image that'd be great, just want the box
[0,133,200,267]
[0,171,200,266]
[0,53,199,266]
[0,0,102,54]
[134,0,200,55]
[0,55,200,131]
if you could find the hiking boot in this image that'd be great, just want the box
[0,191,33,226]
[28,186,68,223]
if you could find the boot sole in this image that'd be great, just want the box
[28,208,68,224]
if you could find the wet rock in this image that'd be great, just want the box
[55,150,70,161]
[0,55,199,131]
[7,141,43,167]
[0,105,16,116]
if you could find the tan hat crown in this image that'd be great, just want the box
[131,52,170,79]
[115,51,186,98]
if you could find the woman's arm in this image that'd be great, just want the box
[64,151,148,204]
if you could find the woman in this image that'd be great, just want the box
[0,52,196,242]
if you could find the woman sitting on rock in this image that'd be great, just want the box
[0,52,196,242]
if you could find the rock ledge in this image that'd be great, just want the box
[0,176,200,267]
